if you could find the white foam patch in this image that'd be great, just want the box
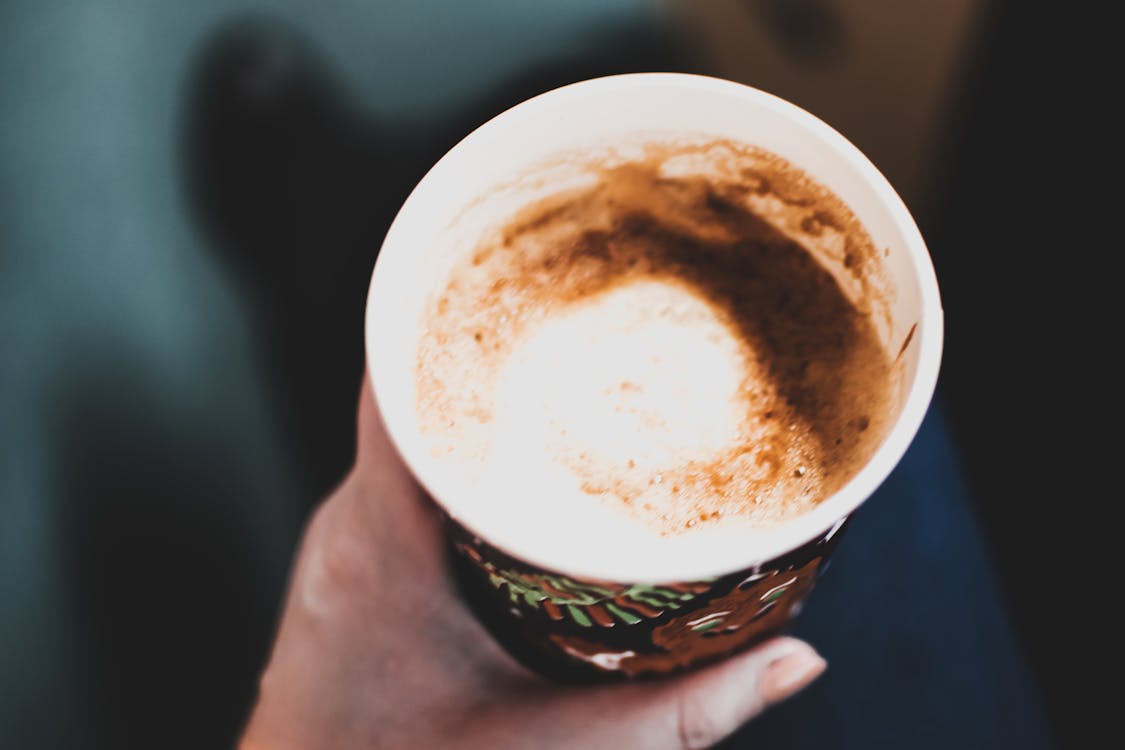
[473,280,747,540]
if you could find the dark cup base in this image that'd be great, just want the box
[448,538,628,684]
[444,519,845,682]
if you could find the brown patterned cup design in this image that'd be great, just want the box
[447,517,847,680]
[366,74,943,681]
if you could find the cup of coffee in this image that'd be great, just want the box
[365,73,942,681]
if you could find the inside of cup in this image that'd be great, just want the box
[366,73,942,583]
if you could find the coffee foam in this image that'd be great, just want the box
[416,139,897,537]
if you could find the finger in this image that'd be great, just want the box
[354,369,411,484]
[655,637,826,749]
[348,369,446,558]
[532,637,825,750]
[352,369,438,517]
[288,372,447,616]
[471,637,826,750]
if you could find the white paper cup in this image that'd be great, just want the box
[365,73,942,679]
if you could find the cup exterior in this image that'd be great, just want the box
[446,513,848,680]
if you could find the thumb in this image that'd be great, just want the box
[649,637,826,749]
[353,368,414,492]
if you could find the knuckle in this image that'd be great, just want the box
[297,495,375,611]
[677,692,721,750]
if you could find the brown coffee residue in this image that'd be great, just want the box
[417,140,898,535]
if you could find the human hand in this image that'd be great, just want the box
[239,373,827,749]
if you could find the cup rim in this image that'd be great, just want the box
[365,72,944,583]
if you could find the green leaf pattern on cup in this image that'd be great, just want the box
[475,555,711,628]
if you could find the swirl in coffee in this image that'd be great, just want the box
[416,139,899,536]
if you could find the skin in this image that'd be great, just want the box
[239,373,826,750]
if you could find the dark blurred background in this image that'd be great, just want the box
[1,1,1101,748]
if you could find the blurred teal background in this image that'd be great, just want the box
[0,3,681,746]
[1,1,668,744]
[1,1,1097,748]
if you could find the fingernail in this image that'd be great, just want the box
[758,648,827,703]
